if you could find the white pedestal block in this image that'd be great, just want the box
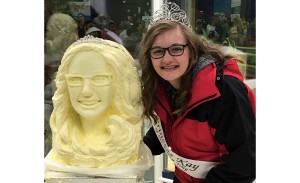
[45,177,138,183]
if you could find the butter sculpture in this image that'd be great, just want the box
[45,36,152,180]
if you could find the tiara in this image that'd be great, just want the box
[148,2,192,30]
[72,35,121,48]
[68,35,132,56]
[62,35,135,62]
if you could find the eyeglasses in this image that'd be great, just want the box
[65,73,112,87]
[150,44,188,59]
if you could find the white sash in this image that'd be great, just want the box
[151,118,217,179]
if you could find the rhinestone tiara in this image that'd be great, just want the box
[66,35,131,54]
[148,2,192,30]
[71,35,120,49]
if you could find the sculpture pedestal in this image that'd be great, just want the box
[45,177,138,183]
[44,144,153,183]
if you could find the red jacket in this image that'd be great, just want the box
[144,58,256,183]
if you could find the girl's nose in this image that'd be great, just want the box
[161,50,173,63]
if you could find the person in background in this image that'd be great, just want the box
[245,18,256,47]
[92,13,109,29]
[206,18,216,38]
[76,13,87,38]
[85,26,102,38]
[223,25,239,48]
[212,14,228,44]
[108,21,118,34]
[137,20,147,36]
[123,26,142,58]
[127,15,134,26]
[139,2,256,183]
[118,21,131,41]
[195,19,208,37]
[232,17,246,46]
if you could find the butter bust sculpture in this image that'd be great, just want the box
[46,36,147,169]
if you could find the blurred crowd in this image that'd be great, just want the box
[195,13,256,48]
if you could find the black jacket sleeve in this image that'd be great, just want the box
[143,126,165,155]
[204,75,256,183]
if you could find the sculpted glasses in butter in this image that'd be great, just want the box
[65,73,112,87]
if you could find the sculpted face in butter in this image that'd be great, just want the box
[66,51,113,123]
[48,36,143,168]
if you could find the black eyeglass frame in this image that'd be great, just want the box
[150,44,189,59]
